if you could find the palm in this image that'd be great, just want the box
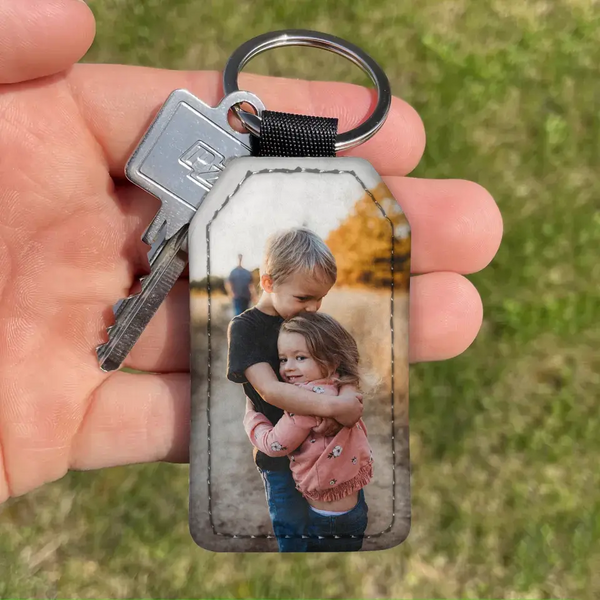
[3,77,124,354]
[0,3,502,503]
[0,70,151,499]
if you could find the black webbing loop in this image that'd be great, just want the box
[251,110,338,157]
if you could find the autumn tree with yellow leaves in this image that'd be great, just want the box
[326,182,411,292]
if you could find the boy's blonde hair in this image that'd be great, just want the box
[261,227,337,285]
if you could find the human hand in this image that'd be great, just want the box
[312,417,343,437]
[0,0,502,503]
[330,390,365,428]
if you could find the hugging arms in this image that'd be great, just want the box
[243,361,363,432]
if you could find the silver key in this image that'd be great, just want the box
[96,89,265,372]
[97,227,188,372]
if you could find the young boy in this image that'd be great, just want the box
[226,227,364,552]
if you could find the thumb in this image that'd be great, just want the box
[0,0,95,84]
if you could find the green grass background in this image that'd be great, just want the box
[1,0,599,598]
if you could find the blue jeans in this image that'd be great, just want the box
[306,489,368,552]
[259,468,309,552]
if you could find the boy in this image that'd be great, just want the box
[227,227,364,552]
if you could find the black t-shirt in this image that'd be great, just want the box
[227,307,289,471]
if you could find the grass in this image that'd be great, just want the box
[1,0,599,597]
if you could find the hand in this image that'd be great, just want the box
[0,0,502,503]
[331,391,364,428]
[312,417,343,437]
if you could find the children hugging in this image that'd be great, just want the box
[226,227,373,553]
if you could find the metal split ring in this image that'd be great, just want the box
[222,29,392,152]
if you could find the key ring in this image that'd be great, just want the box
[222,29,392,152]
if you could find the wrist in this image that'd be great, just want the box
[260,380,279,404]
[323,397,339,419]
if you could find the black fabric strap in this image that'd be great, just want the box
[251,110,338,157]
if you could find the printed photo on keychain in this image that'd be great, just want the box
[188,157,411,553]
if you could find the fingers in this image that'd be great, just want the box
[408,271,483,363]
[66,64,426,177]
[124,271,483,373]
[69,372,190,470]
[391,176,503,274]
[0,0,95,84]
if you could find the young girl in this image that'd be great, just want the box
[243,312,373,552]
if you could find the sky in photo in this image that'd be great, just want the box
[196,171,368,278]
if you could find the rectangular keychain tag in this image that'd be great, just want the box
[188,156,411,552]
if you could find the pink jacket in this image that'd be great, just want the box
[243,379,373,502]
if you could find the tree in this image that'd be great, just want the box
[325,182,411,291]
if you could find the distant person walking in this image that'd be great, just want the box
[226,254,255,316]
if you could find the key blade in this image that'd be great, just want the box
[96,227,188,372]
[141,207,167,246]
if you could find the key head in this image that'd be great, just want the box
[125,89,265,240]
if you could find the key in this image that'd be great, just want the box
[96,227,188,372]
[96,89,265,372]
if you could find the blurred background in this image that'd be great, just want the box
[1,0,598,598]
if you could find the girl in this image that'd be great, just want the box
[243,312,373,552]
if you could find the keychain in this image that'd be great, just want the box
[186,30,412,553]
[96,28,410,553]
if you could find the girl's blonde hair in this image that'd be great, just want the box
[262,227,337,286]
[280,312,361,388]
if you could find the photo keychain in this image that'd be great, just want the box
[188,30,411,554]
[98,30,411,554]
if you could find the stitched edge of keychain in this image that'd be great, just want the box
[204,167,405,540]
